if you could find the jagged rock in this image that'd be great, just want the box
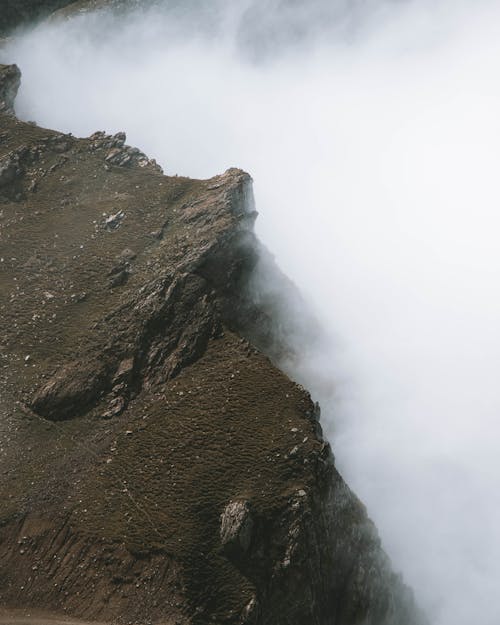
[0,64,20,116]
[91,130,163,172]
[104,209,126,230]
[220,500,254,554]
[30,359,110,421]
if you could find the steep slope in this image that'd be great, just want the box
[0,65,425,625]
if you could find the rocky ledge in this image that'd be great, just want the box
[0,65,426,625]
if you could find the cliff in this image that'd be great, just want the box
[0,65,425,625]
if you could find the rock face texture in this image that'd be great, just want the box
[0,65,425,625]
[0,65,20,116]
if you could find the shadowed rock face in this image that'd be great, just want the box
[0,0,137,35]
[0,64,20,116]
[0,64,426,625]
[0,2,74,35]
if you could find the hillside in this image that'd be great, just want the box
[0,63,425,625]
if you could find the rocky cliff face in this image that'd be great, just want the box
[0,65,20,115]
[0,65,425,625]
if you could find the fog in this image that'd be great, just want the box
[4,1,500,623]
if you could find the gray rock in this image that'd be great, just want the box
[220,500,254,553]
[0,64,20,116]
[104,210,125,230]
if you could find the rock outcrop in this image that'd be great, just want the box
[0,64,20,116]
[0,65,426,625]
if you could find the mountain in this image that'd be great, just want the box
[0,59,425,625]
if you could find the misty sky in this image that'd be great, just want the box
[3,1,500,623]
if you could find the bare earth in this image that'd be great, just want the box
[0,610,105,625]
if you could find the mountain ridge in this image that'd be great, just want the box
[0,62,426,625]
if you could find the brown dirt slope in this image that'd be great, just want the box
[0,65,426,625]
